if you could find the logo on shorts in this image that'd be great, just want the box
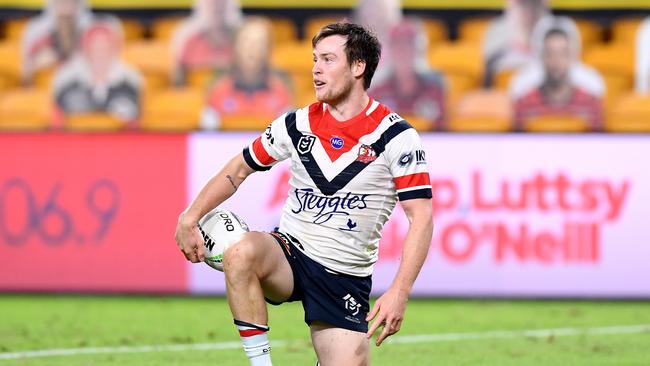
[330,136,344,149]
[343,294,361,316]
[297,135,316,154]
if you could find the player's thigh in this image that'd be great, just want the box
[227,231,294,302]
[310,321,369,366]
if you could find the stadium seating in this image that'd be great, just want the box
[186,68,216,90]
[402,114,433,132]
[304,15,346,39]
[583,43,635,78]
[458,17,492,44]
[150,16,185,41]
[583,43,635,110]
[120,18,146,42]
[270,17,299,45]
[429,42,483,110]
[493,69,516,91]
[0,41,21,91]
[0,88,51,130]
[420,18,448,46]
[448,90,512,132]
[3,17,28,41]
[140,87,203,131]
[610,17,644,44]
[65,113,125,131]
[607,93,650,132]
[574,19,603,53]
[524,114,589,133]
[122,40,172,90]
[220,114,271,131]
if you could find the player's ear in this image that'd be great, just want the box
[352,59,366,79]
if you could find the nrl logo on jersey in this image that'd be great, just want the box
[297,135,316,154]
[356,144,377,163]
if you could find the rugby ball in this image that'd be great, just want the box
[197,208,249,271]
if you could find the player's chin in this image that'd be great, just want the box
[314,90,332,104]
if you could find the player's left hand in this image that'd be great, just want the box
[365,286,409,346]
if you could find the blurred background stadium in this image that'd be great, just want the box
[1,0,650,364]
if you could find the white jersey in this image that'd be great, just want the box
[243,99,431,276]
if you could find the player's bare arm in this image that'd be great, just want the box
[175,153,255,263]
[366,198,433,346]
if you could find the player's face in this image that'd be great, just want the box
[542,34,571,86]
[312,35,357,104]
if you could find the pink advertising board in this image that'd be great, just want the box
[187,133,650,297]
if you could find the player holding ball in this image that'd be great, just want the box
[175,23,433,366]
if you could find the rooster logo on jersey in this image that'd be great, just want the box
[356,144,377,164]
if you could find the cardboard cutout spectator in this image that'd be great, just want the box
[483,0,551,87]
[370,20,446,130]
[201,17,293,130]
[52,19,142,127]
[510,17,605,131]
[353,0,402,82]
[635,17,650,94]
[21,0,93,84]
[171,0,242,85]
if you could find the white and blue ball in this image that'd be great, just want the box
[197,208,249,271]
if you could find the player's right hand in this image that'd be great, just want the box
[175,213,205,263]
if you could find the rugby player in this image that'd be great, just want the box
[175,22,433,366]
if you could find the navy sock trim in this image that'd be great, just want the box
[233,319,270,332]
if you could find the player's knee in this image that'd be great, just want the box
[223,233,261,272]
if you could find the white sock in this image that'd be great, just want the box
[234,319,272,366]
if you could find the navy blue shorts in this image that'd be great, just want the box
[267,230,372,333]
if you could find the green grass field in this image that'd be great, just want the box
[0,295,649,365]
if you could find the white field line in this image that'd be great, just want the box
[1,324,649,361]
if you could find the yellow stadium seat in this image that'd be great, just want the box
[402,114,433,132]
[270,17,298,45]
[220,114,272,131]
[601,72,633,113]
[429,42,483,80]
[65,113,125,131]
[573,19,603,52]
[583,44,634,83]
[458,17,492,44]
[421,18,448,46]
[443,73,477,116]
[122,40,172,90]
[271,40,313,73]
[449,89,512,132]
[120,18,145,42]
[33,66,56,88]
[606,93,650,132]
[151,16,185,41]
[304,15,346,39]
[611,17,644,44]
[291,72,316,107]
[187,68,216,90]
[493,68,517,91]
[0,88,51,130]
[141,88,203,131]
[429,42,482,110]
[0,41,21,91]
[4,17,28,41]
[524,115,589,133]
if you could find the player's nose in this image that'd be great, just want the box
[312,60,322,75]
